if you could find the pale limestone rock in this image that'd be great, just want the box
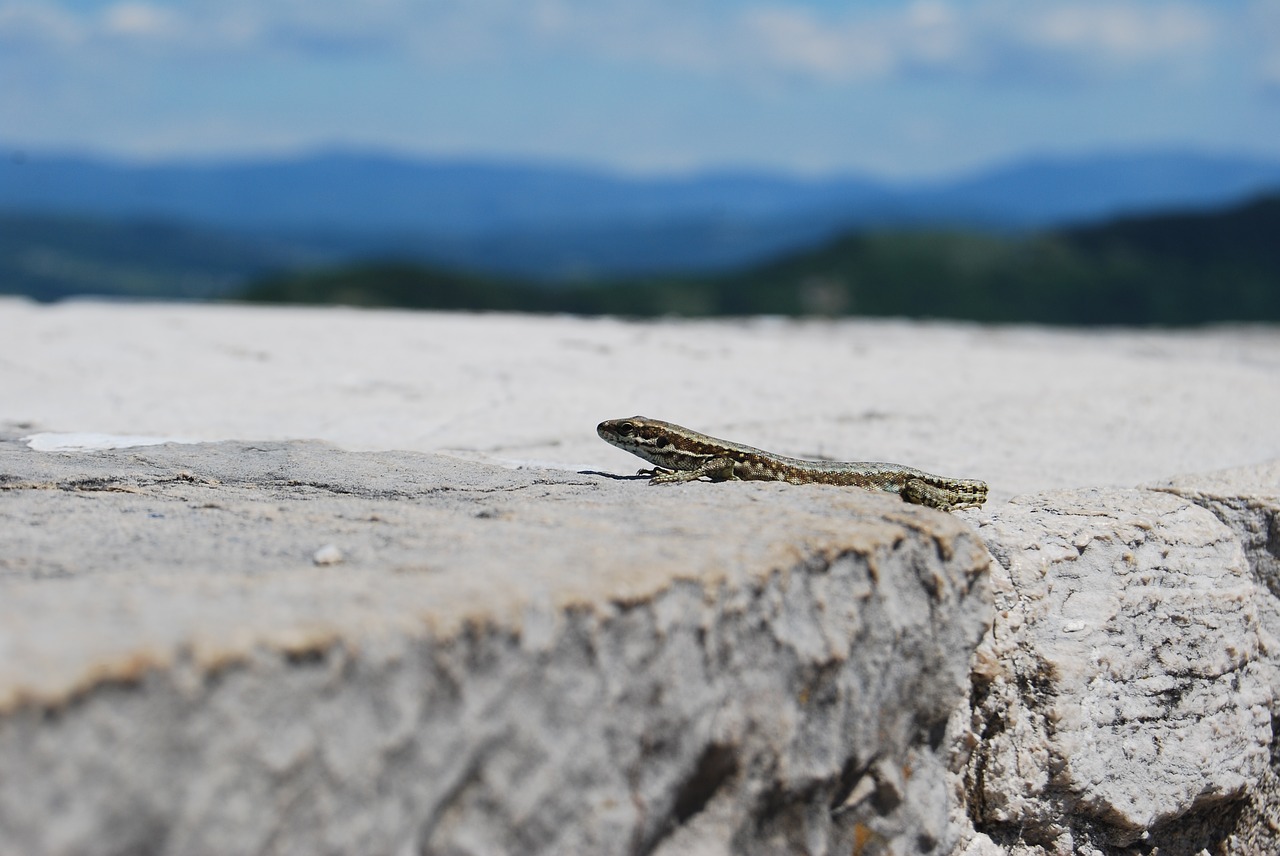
[961,488,1270,853]
[0,438,991,856]
[1152,460,1280,855]
[1152,459,1280,676]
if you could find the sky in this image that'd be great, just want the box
[2,0,1279,177]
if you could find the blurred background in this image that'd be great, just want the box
[2,0,1279,324]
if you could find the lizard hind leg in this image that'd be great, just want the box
[903,478,951,510]
[901,478,952,511]
[902,477,989,511]
[901,477,986,511]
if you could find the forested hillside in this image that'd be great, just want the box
[238,194,1280,326]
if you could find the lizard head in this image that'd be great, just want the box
[597,416,676,456]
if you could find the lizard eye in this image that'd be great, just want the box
[654,436,669,448]
[617,422,635,436]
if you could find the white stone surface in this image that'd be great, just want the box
[20,432,201,451]
[0,438,991,856]
[4,299,1279,854]
[1153,460,1280,612]
[3,298,1278,503]
[961,487,1272,853]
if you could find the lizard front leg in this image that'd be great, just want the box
[648,457,737,484]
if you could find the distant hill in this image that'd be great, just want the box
[657,193,1280,325]
[0,210,850,299]
[911,151,1280,227]
[0,150,886,240]
[237,192,1280,327]
[1064,193,1280,268]
[0,213,331,302]
[4,147,1280,280]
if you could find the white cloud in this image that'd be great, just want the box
[0,0,1271,171]
[412,0,1217,86]
[0,2,83,48]
[1251,0,1280,92]
[740,8,895,81]
[734,2,974,83]
[723,1,1216,84]
[0,0,403,57]
[102,3,176,38]
[1020,4,1211,62]
[0,0,1230,84]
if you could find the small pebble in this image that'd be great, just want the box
[312,544,344,566]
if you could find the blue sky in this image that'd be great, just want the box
[2,0,1279,177]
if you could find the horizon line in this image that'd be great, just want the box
[6,141,1280,186]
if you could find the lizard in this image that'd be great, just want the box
[596,416,987,511]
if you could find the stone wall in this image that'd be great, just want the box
[952,481,1277,856]
[2,434,1277,855]
[0,438,990,856]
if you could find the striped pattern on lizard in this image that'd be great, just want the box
[597,415,987,511]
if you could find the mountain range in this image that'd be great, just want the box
[241,193,1280,326]
[3,147,1280,286]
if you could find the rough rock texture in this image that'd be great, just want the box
[1153,461,1280,854]
[954,488,1272,855]
[1154,460,1280,654]
[0,438,991,856]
